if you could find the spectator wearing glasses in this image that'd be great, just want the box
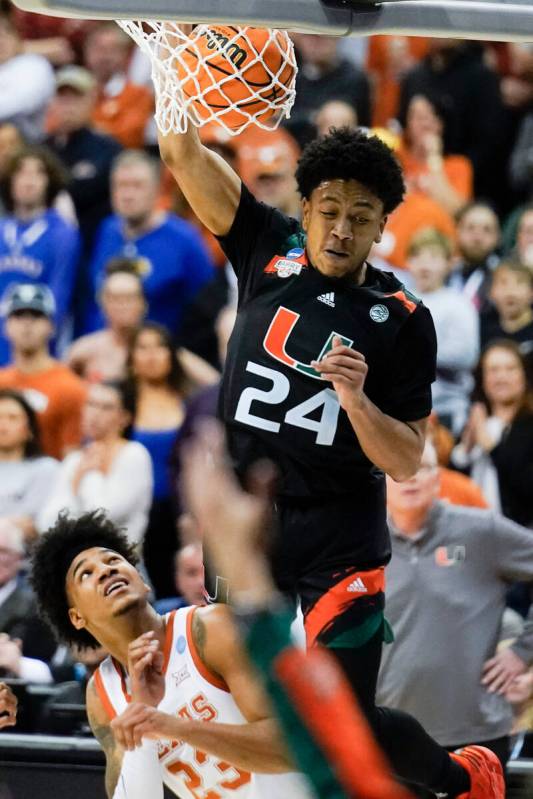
[0,284,86,460]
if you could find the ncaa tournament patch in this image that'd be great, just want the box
[264,251,308,278]
[286,247,305,259]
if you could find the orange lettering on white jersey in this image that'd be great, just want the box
[94,607,311,799]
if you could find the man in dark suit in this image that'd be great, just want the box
[0,519,57,680]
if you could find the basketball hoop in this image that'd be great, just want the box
[118,21,297,137]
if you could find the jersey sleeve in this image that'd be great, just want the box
[217,183,301,301]
[381,304,437,422]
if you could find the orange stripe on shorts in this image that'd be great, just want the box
[304,567,386,648]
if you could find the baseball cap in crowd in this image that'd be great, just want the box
[55,65,96,95]
[237,127,300,185]
[2,284,56,318]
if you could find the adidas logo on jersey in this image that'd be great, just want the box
[317,292,335,307]
[347,577,367,593]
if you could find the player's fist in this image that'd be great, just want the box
[311,336,368,413]
[127,631,165,707]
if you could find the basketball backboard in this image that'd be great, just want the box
[10,0,533,41]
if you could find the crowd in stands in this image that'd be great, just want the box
[0,0,532,771]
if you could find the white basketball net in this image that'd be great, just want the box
[118,21,297,136]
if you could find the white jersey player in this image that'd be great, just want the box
[93,606,310,798]
[29,511,311,799]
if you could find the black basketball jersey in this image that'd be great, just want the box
[219,185,437,502]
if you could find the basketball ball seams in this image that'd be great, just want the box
[176,24,295,129]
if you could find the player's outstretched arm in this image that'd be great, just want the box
[158,126,241,237]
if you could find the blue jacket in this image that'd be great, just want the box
[0,209,81,364]
[82,213,214,335]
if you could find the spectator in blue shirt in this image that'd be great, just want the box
[83,149,214,337]
[0,145,81,364]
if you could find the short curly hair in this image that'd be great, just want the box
[30,510,139,648]
[295,127,405,215]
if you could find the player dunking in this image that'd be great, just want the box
[30,511,312,799]
[159,125,504,799]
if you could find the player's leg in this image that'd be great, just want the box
[296,565,469,797]
[277,501,502,799]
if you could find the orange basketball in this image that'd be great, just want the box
[176,26,296,130]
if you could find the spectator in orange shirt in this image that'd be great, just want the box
[84,23,153,149]
[439,468,489,509]
[372,191,457,271]
[0,284,86,459]
[398,92,473,217]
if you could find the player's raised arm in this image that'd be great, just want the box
[158,125,241,237]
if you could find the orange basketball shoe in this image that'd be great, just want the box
[450,745,505,799]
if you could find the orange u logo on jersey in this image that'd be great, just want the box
[263,306,353,380]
